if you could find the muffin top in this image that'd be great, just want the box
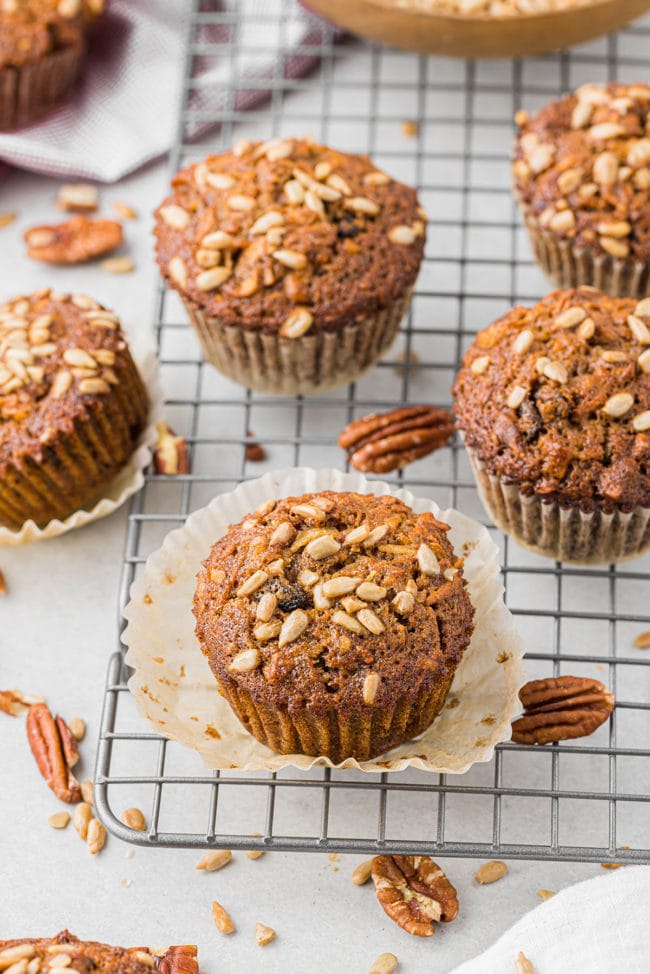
[0,289,136,475]
[0,0,103,68]
[194,491,474,717]
[453,287,650,511]
[154,138,425,335]
[0,932,198,974]
[513,82,650,262]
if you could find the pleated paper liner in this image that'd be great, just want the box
[0,41,85,131]
[124,467,527,774]
[0,339,163,547]
[466,447,650,565]
[181,289,412,396]
[524,219,650,299]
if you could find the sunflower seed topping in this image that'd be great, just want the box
[417,543,440,576]
[229,649,261,673]
[632,410,650,431]
[362,673,380,705]
[278,609,309,646]
[237,570,269,597]
[603,392,634,417]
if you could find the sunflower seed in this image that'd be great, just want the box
[122,807,146,831]
[250,211,284,236]
[196,849,232,872]
[298,569,319,587]
[632,410,650,431]
[602,392,634,417]
[73,802,92,840]
[63,348,97,369]
[168,256,187,288]
[358,608,385,635]
[364,525,388,547]
[356,582,387,601]
[201,230,236,249]
[600,236,630,259]
[229,649,261,673]
[291,503,326,521]
[507,385,527,409]
[284,180,305,204]
[417,543,439,576]
[513,329,534,354]
[327,173,352,196]
[48,811,70,829]
[332,610,364,634]
[205,172,235,190]
[344,524,370,546]
[256,592,277,622]
[87,818,106,855]
[280,308,313,339]
[588,122,627,141]
[351,859,373,885]
[79,378,111,395]
[362,672,381,704]
[475,860,508,884]
[639,349,650,373]
[554,306,586,329]
[597,220,632,238]
[305,535,341,560]
[237,570,269,597]
[628,315,650,344]
[470,355,491,375]
[345,197,380,216]
[392,590,415,615]
[549,209,575,233]
[254,621,282,641]
[159,205,190,230]
[270,521,295,546]
[577,318,596,340]
[322,576,360,598]
[278,609,309,646]
[273,249,307,270]
[313,584,332,610]
[255,923,276,947]
[196,267,231,291]
[228,194,255,211]
[212,900,235,935]
[369,953,398,974]
[388,225,416,245]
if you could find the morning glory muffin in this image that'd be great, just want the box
[0,932,198,974]
[0,288,148,530]
[0,0,105,130]
[154,137,426,395]
[514,82,650,298]
[193,491,474,764]
[453,287,650,564]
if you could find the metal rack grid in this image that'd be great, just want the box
[95,0,650,863]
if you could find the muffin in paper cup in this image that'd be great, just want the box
[154,138,425,395]
[0,2,105,131]
[453,288,650,565]
[513,82,650,299]
[0,290,163,546]
[123,468,527,774]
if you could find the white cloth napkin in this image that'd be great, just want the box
[451,866,650,973]
[0,0,331,181]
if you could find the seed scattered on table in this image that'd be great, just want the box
[537,889,555,901]
[68,718,86,741]
[48,811,70,829]
[87,817,107,855]
[122,807,146,831]
[255,923,276,947]
[196,849,232,872]
[80,779,94,804]
[212,900,235,935]
[101,256,134,275]
[73,802,92,840]
[516,952,535,974]
[369,952,398,974]
[634,630,650,649]
[352,860,373,885]
[475,860,508,884]
[0,213,17,229]
[113,202,138,220]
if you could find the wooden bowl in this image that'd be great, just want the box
[305,0,650,58]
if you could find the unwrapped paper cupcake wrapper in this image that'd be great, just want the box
[466,447,650,565]
[0,42,85,131]
[524,218,650,299]
[0,341,163,547]
[182,289,412,396]
[124,467,527,774]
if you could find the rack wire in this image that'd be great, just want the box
[95,0,650,863]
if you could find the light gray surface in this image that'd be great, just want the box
[0,163,622,973]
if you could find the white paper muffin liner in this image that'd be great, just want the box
[124,467,527,774]
[0,336,163,547]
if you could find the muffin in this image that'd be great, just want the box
[154,137,426,395]
[514,82,650,298]
[0,0,104,131]
[0,932,198,974]
[0,288,148,530]
[193,490,474,764]
[453,287,650,564]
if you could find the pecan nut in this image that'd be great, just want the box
[154,946,199,974]
[26,703,82,803]
[153,422,190,475]
[371,854,458,937]
[338,405,453,473]
[24,216,123,264]
[511,676,615,745]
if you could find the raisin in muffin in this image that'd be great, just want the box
[453,287,650,564]
[0,289,148,530]
[514,82,650,298]
[154,137,426,395]
[0,932,198,974]
[193,491,474,763]
[0,0,104,130]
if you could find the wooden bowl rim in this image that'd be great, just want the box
[329,0,644,26]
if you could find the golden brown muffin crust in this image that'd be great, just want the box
[514,83,650,263]
[0,932,198,974]
[0,0,103,69]
[0,289,143,476]
[154,138,426,335]
[194,491,474,719]
[453,287,650,511]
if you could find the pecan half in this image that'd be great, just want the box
[153,422,190,475]
[371,855,458,937]
[154,946,199,974]
[26,703,82,803]
[338,405,453,473]
[24,216,123,264]
[511,676,615,745]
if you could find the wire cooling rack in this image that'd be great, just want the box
[95,0,650,863]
